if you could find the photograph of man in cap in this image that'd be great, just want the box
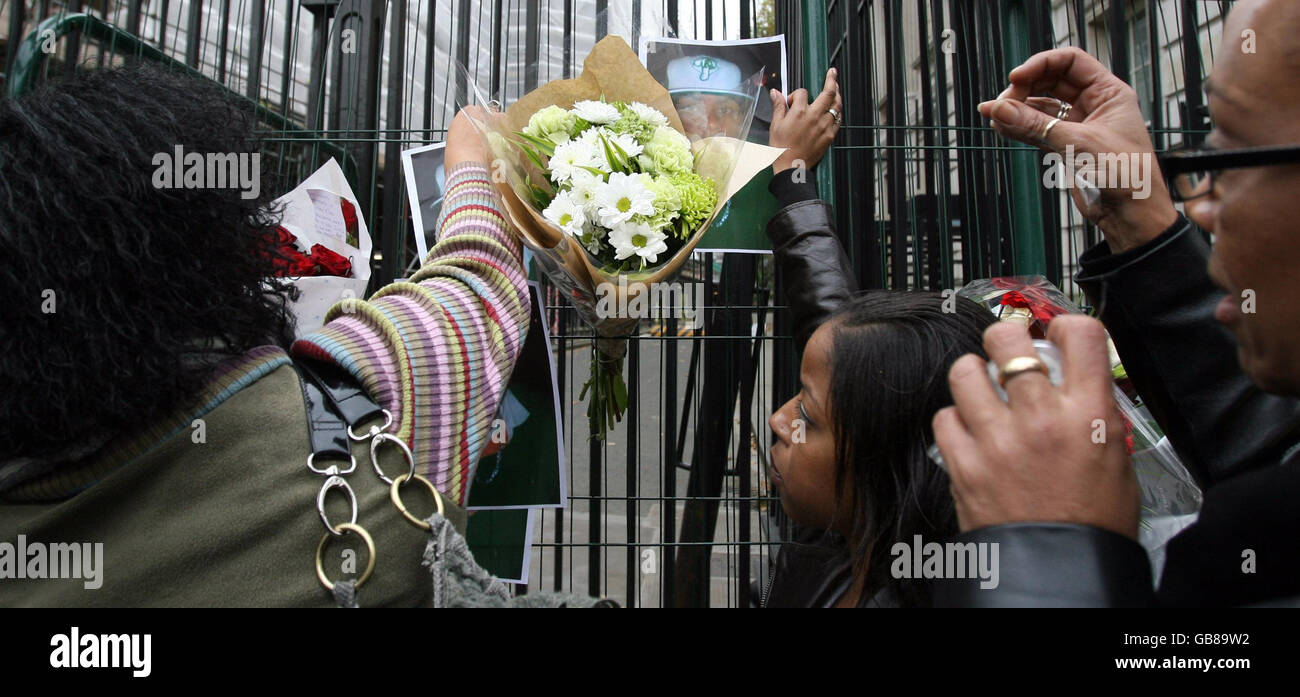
[646,37,785,147]
[642,36,787,254]
[668,54,759,142]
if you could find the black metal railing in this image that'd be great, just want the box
[0,0,1227,606]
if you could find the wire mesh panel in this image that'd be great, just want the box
[805,0,1227,305]
[1,0,789,608]
[0,0,1229,606]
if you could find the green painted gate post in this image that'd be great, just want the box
[801,0,836,209]
[1001,0,1046,276]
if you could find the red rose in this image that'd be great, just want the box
[267,226,313,277]
[340,198,359,240]
[309,244,353,278]
[1121,414,1136,455]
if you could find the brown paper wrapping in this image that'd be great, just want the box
[478,35,783,339]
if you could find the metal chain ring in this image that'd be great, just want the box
[315,523,376,591]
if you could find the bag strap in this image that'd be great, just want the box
[295,360,356,466]
[297,359,387,434]
[293,358,386,607]
[292,358,614,608]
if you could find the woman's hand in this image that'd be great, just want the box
[445,107,493,171]
[769,67,842,175]
[979,47,1177,252]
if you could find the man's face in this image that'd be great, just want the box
[673,93,747,142]
[1188,0,1300,394]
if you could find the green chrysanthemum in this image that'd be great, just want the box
[672,171,717,233]
[637,125,694,175]
[522,105,576,141]
[640,174,683,233]
[609,102,658,144]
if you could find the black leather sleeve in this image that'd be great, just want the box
[1156,451,1300,606]
[932,523,1154,607]
[1076,217,1300,487]
[769,166,821,207]
[765,171,858,354]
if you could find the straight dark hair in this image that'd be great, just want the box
[826,290,995,607]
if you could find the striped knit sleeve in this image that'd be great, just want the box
[291,161,529,506]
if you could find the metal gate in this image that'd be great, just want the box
[796,0,1227,303]
[0,0,1227,606]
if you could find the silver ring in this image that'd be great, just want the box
[1056,100,1072,121]
[317,475,358,536]
[827,107,842,126]
[348,409,393,441]
[1042,117,1061,142]
[370,432,416,486]
[306,451,357,477]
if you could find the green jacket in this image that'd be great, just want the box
[0,359,466,607]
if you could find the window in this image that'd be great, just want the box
[1129,4,1154,123]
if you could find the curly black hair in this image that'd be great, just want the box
[0,66,295,459]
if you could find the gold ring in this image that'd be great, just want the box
[1041,117,1061,142]
[998,355,1050,388]
[315,522,376,591]
[390,473,445,530]
[1056,100,1072,121]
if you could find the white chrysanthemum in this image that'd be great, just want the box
[577,127,609,168]
[607,131,644,158]
[627,101,670,127]
[578,126,612,149]
[568,169,602,210]
[572,99,621,124]
[548,139,598,183]
[543,190,586,236]
[577,127,643,171]
[594,172,655,228]
[609,220,669,265]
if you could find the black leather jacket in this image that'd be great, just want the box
[761,169,861,608]
[765,171,858,353]
[934,216,1300,607]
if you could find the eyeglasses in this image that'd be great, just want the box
[1158,144,1300,202]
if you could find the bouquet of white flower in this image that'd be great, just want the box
[461,36,781,439]
[517,99,719,273]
